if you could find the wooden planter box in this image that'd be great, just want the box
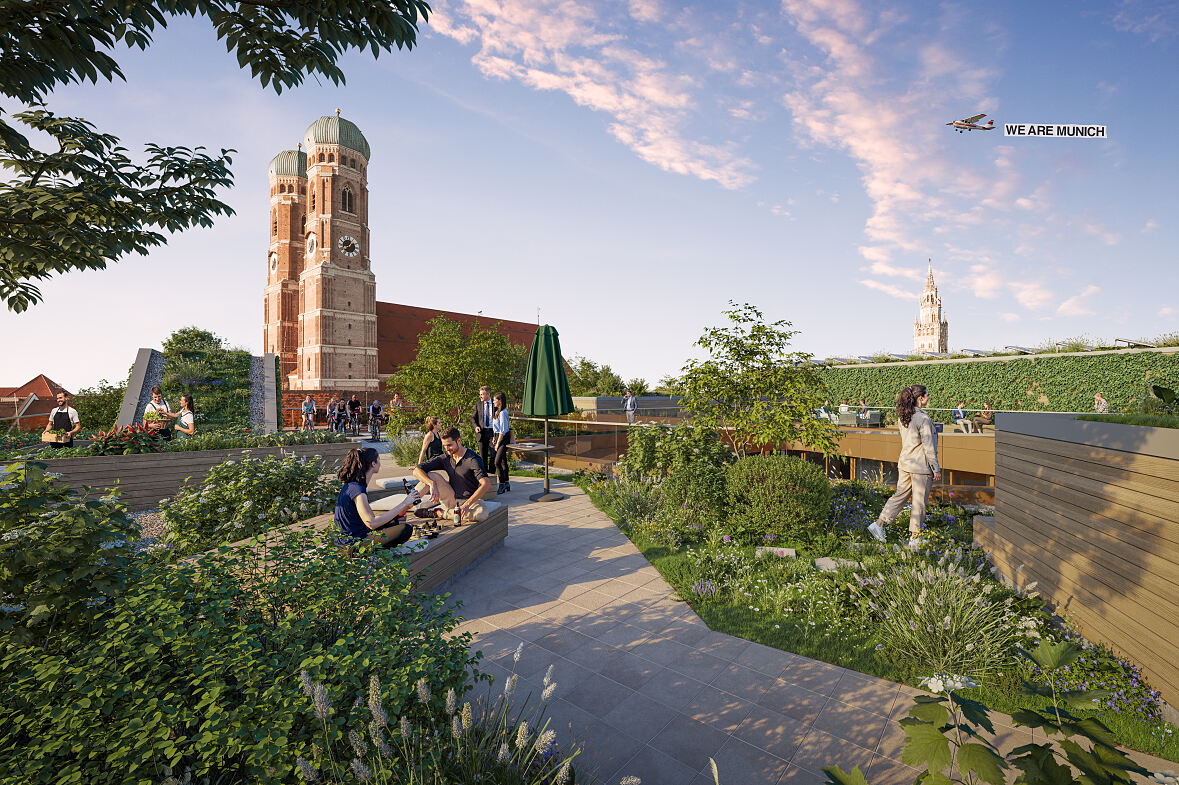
[977,413,1179,708]
[40,442,355,512]
[40,432,71,444]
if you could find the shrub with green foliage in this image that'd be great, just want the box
[0,530,475,784]
[0,462,139,646]
[618,422,734,478]
[656,461,728,546]
[818,351,1179,418]
[726,455,832,544]
[72,377,127,431]
[161,453,337,556]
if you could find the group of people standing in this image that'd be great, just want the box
[142,386,196,441]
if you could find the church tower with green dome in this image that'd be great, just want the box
[264,145,308,382]
[289,110,377,391]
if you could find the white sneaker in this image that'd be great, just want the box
[867,522,886,543]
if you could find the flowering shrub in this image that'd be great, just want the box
[586,469,662,535]
[295,646,592,784]
[858,545,1030,678]
[828,481,889,536]
[655,461,727,546]
[0,462,139,646]
[87,423,165,455]
[0,529,475,784]
[161,453,337,556]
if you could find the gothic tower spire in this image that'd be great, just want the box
[914,259,949,354]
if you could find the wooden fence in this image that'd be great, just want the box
[41,442,355,511]
[977,413,1179,707]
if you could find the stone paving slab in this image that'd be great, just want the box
[442,477,1174,784]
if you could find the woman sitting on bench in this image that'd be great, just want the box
[335,447,420,548]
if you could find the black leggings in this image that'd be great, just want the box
[373,518,413,548]
[494,432,511,484]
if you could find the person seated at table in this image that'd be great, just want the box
[335,447,421,549]
[859,398,870,416]
[411,427,493,522]
[838,399,851,413]
[417,416,443,464]
[952,401,974,433]
[972,403,994,433]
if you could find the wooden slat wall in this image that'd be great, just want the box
[41,443,355,511]
[982,429,1179,707]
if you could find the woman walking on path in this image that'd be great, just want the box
[417,416,444,464]
[868,384,941,548]
[491,392,512,493]
[335,447,420,549]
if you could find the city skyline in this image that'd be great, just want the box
[2,0,1176,392]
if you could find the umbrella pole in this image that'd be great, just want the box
[529,414,566,503]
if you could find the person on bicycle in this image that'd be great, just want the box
[333,402,348,434]
[368,399,385,441]
[346,394,362,435]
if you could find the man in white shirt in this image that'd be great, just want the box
[44,391,81,449]
[838,399,850,413]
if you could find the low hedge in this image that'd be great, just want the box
[726,455,832,543]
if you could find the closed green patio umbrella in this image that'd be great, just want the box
[522,324,575,502]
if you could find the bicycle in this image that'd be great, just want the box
[347,410,360,437]
[369,413,383,442]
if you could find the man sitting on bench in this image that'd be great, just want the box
[411,427,494,523]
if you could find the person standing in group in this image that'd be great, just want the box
[301,395,316,430]
[172,394,196,439]
[1095,392,1109,413]
[327,396,340,433]
[335,447,422,550]
[43,391,81,449]
[952,401,974,433]
[868,384,941,549]
[417,416,444,464]
[622,389,637,424]
[473,386,495,471]
[491,392,512,494]
[144,386,172,441]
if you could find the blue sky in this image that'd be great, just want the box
[3,0,1177,391]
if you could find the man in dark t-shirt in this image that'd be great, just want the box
[411,427,492,519]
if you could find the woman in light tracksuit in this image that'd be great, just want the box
[868,384,941,548]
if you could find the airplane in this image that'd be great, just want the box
[946,113,996,132]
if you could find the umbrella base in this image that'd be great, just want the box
[528,491,567,503]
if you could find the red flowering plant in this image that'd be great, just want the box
[86,424,164,455]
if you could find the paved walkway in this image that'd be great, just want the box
[437,477,1169,785]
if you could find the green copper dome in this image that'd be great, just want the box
[267,149,307,178]
[304,115,371,161]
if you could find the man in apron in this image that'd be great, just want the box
[44,391,81,449]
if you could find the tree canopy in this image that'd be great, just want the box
[385,316,528,442]
[0,0,431,311]
[678,302,840,458]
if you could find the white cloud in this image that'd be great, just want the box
[1160,306,1176,318]
[860,279,917,299]
[1110,0,1179,43]
[1009,281,1054,311]
[966,264,1003,299]
[865,261,921,280]
[999,312,1020,323]
[1056,285,1100,317]
[431,0,757,189]
[1082,221,1122,246]
[1143,218,1159,233]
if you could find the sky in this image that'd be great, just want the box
[3,0,1178,392]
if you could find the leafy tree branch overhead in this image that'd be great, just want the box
[0,0,432,312]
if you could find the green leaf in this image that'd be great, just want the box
[901,722,953,772]
[952,695,996,735]
[822,765,870,785]
[1018,641,1082,671]
[958,742,1006,785]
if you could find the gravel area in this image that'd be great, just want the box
[131,350,165,424]
[131,509,168,552]
[247,355,265,431]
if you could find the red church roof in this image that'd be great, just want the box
[5,374,71,399]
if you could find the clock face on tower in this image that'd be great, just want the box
[269,251,278,273]
[338,235,359,257]
[305,234,317,257]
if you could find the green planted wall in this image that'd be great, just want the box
[818,351,1179,418]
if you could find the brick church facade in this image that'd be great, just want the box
[264,113,535,395]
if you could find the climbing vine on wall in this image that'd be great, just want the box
[817,351,1179,418]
